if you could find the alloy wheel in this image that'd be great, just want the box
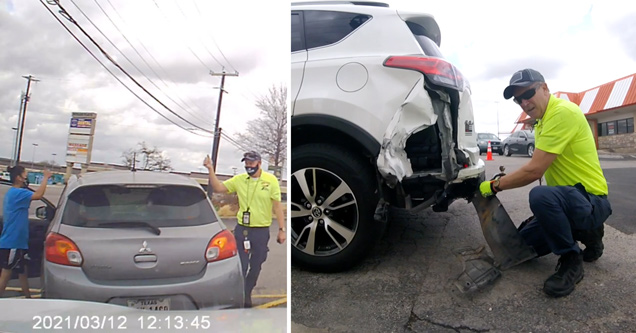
[291,167,358,257]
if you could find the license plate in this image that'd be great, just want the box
[127,298,171,311]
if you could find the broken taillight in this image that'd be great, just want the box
[384,56,465,91]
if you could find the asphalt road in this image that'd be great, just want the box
[602,167,636,234]
[3,186,287,309]
[292,156,636,332]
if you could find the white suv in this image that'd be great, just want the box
[291,1,485,271]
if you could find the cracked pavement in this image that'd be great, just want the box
[291,157,636,332]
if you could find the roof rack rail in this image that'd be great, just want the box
[292,1,389,7]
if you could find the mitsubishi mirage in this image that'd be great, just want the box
[291,2,485,271]
[40,171,244,310]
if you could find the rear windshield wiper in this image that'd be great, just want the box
[98,222,161,235]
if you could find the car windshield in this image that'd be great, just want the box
[61,185,217,228]
[478,133,499,140]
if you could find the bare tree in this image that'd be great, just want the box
[236,84,287,171]
[121,142,172,171]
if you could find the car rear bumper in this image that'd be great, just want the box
[43,257,244,310]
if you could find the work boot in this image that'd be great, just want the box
[543,251,584,297]
[573,225,604,262]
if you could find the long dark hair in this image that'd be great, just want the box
[8,165,25,185]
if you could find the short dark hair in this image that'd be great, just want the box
[8,165,25,184]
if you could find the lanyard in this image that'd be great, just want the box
[245,176,261,212]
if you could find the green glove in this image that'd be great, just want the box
[479,180,496,197]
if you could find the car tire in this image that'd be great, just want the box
[498,151,504,156]
[291,143,380,272]
[504,145,512,156]
[527,144,534,157]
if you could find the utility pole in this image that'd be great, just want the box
[16,75,39,165]
[209,69,238,171]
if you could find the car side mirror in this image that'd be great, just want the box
[36,206,48,219]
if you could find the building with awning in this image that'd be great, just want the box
[513,73,636,153]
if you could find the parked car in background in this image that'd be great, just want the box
[42,171,244,310]
[502,130,536,157]
[0,172,10,181]
[477,133,503,155]
[291,2,485,271]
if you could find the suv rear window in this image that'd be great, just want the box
[304,11,371,49]
[62,185,217,228]
[406,21,444,58]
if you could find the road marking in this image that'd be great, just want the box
[253,294,286,298]
[8,294,41,299]
[4,287,41,293]
[254,297,287,309]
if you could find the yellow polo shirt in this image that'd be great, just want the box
[224,171,281,227]
[535,95,608,195]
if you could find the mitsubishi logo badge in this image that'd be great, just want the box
[139,241,152,253]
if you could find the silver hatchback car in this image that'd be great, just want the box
[42,171,244,310]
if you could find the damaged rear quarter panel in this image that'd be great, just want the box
[377,76,437,183]
[377,78,483,186]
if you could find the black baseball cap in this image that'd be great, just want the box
[241,151,261,162]
[503,68,545,99]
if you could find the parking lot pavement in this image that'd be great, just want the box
[292,156,636,332]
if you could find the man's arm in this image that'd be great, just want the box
[273,200,286,244]
[31,170,52,200]
[203,155,228,193]
[498,148,557,191]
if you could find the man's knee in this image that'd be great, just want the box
[529,186,559,211]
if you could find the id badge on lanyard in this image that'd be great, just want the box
[242,211,251,226]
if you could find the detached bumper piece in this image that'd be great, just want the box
[454,246,501,293]
[454,191,537,293]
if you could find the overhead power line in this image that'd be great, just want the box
[41,0,214,134]
[221,131,250,151]
[39,0,214,137]
[69,0,212,127]
[191,0,237,73]
[100,0,211,124]
[151,0,214,72]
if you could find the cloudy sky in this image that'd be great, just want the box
[386,0,636,138]
[0,0,288,175]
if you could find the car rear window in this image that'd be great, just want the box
[61,185,218,228]
[406,21,444,58]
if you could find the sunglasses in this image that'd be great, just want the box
[513,85,541,104]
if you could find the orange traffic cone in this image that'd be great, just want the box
[486,141,494,161]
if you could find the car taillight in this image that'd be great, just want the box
[206,230,237,262]
[45,233,83,266]
[384,56,465,91]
